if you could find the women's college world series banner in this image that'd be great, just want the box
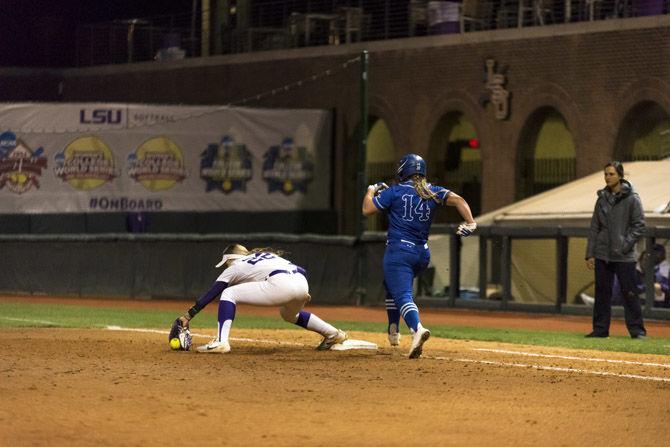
[0,103,332,213]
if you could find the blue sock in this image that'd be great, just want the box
[295,310,311,328]
[217,300,236,340]
[400,302,420,332]
[385,292,400,333]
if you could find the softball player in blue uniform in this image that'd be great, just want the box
[362,153,477,358]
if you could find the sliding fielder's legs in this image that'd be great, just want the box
[199,273,344,352]
[279,295,341,339]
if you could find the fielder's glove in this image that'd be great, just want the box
[456,222,477,237]
[168,317,192,351]
[368,182,389,196]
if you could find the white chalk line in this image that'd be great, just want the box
[106,325,305,346]
[0,316,58,325]
[473,348,670,369]
[105,326,670,383]
[432,356,670,383]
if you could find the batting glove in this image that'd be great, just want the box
[368,182,389,195]
[456,222,477,237]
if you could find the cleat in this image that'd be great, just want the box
[316,329,347,351]
[388,322,401,346]
[196,339,231,353]
[408,327,430,359]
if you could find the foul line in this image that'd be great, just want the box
[431,356,670,383]
[105,325,305,346]
[105,326,670,382]
[473,348,670,369]
[0,316,58,325]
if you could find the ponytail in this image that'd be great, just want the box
[249,247,286,257]
[410,175,443,204]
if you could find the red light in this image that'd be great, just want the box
[468,138,479,149]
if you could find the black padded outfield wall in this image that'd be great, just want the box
[0,234,386,305]
[0,210,338,234]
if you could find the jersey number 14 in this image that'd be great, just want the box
[401,194,430,222]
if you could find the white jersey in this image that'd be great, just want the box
[216,252,299,285]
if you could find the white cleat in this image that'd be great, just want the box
[316,329,347,351]
[196,339,231,354]
[408,327,430,359]
[388,323,401,346]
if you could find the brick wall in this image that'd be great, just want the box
[2,16,669,234]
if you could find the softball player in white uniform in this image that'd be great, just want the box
[176,244,347,353]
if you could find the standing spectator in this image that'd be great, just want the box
[585,161,647,339]
[362,153,476,358]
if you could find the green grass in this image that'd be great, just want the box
[1,302,669,356]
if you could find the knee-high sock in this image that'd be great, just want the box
[295,310,337,336]
[217,300,236,342]
[399,301,420,332]
[385,291,400,334]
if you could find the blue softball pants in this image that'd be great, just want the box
[383,240,430,330]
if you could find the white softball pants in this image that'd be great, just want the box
[220,273,309,322]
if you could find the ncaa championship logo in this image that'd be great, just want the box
[200,135,252,193]
[0,131,47,194]
[262,137,314,194]
[53,136,117,190]
[128,136,187,191]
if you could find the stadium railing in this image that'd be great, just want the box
[71,0,670,67]
[1,226,667,319]
[423,224,670,320]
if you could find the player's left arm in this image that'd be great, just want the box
[444,191,477,236]
[179,281,228,324]
[445,192,475,224]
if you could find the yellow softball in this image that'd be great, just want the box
[169,338,181,350]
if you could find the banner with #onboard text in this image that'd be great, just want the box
[0,102,331,213]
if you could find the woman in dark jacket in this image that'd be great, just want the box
[585,161,647,339]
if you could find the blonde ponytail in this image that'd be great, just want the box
[411,175,443,204]
[249,247,286,257]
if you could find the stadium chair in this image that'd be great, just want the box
[460,0,494,32]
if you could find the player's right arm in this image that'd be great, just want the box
[362,182,390,216]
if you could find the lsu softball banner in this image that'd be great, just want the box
[0,102,332,212]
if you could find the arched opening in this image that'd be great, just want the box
[615,101,670,161]
[427,112,481,222]
[516,107,576,200]
[365,117,395,231]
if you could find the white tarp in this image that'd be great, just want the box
[428,160,670,303]
[0,103,332,213]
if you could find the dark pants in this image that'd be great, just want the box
[593,259,646,336]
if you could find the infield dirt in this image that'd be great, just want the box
[1,297,670,446]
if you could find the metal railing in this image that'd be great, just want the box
[70,0,670,66]
[426,224,670,319]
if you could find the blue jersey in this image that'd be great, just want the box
[372,181,450,245]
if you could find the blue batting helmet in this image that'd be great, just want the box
[396,153,426,180]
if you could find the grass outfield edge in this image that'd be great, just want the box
[1,302,669,356]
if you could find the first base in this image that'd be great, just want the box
[330,339,378,351]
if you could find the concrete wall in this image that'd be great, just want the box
[2,16,669,234]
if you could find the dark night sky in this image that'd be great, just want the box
[1,0,194,67]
